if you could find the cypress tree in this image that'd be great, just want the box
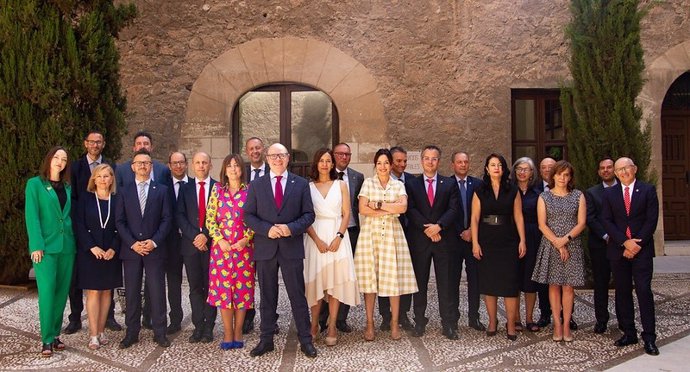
[561,0,652,189]
[0,0,135,284]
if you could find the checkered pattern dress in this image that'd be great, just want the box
[354,177,418,297]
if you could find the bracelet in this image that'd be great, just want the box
[336,231,344,239]
[376,201,382,210]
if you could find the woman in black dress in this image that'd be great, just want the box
[74,164,121,350]
[471,154,526,340]
[511,157,542,332]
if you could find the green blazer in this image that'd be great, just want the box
[24,176,76,254]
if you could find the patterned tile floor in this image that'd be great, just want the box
[1,271,689,371]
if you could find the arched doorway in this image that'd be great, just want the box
[661,71,690,240]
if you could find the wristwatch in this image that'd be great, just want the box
[376,201,382,210]
[336,231,344,239]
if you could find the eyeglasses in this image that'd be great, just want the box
[334,152,352,157]
[169,161,187,166]
[85,140,104,146]
[266,153,289,160]
[133,161,152,167]
[422,157,439,162]
[515,167,532,173]
[615,165,635,174]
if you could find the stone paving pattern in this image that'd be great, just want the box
[1,273,689,371]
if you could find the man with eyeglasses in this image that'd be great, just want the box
[405,145,459,339]
[65,130,122,334]
[585,157,617,334]
[162,152,189,335]
[317,143,364,333]
[450,151,486,332]
[601,157,659,356]
[116,149,173,349]
[244,143,317,358]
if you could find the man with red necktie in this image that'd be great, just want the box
[601,157,659,356]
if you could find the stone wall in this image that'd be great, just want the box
[114,0,689,176]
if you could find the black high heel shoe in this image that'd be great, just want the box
[506,331,518,341]
[486,323,497,337]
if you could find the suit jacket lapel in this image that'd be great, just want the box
[630,182,643,215]
[279,173,296,212]
[347,168,356,201]
[41,179,63,217]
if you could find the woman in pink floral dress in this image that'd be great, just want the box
[206,154,255,350]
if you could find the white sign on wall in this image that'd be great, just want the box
[406,150,422,174]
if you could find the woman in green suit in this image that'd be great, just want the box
[25,146,77,357]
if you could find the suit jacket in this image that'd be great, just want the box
[343,167,364,227]
[70,155,116,202]
[176,178,217,256]
[244,172,315,261]
[585,183,608,249]
[452,175,482,232]
[24,177,77,254]
[116,159,172,189]
[245,163,269,183]
[393,171,415,228]
[116,180,172,260]
[601,180,659,261]
[405,174,460,250]
[74,193,120,254]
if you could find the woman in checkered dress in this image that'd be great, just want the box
[354,148,418,342]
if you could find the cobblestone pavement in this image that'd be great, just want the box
[1,272,689,371]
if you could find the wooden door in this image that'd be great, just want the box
[662,114,690,239]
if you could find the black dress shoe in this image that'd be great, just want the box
[536,316,550,328]
[643,340,660,356]
[250,341,275,357]
[336,320,352,333]
[201,331,213,344]
[119,335,139,349]
[412,324,425,337]
[614,335,639,347]
[442,326,459,340]
[142,318,153,330]
[469,319,486,331]
[380,317,392,331]
[399,316,414,331]
[63,321,81,334]
[593,321,607,334]
[300,342,317,358]
[569,318,578,331]
[105,318,123,331]
[189,329,203,343]
[166,324,182,335]
[154,336,171,348]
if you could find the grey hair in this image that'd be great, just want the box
[512,156,537,188]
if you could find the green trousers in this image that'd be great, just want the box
[33,252,74,344]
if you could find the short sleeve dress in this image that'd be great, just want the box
[206,183,256,310]
[476,185,520,297]
[354,177,418,297]
[531,190,585,287]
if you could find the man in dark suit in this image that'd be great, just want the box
[176,152,217,343]
[244,143,317,358]
[406,145,459,339]
[242,137,268,334]
[115,131,172,329]
[601,157,659,356]
[585,157,617,334]
[379,146,414,331]
[317,142,364,333]
[65,130,122,334]
[163,151,189,335]
[450,151,485,331]
[116,149,173,349]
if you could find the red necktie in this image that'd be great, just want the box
[198,181,206,229]
[274,175,283,209]
[624,186,631,239]
[427,178,434,207]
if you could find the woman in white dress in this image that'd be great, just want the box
[304,148,360,347]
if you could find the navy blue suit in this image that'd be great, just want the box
[116,160,172,188]
[244,171,315,344]
[116,180,172,339]
[585,182,614,325]
[176,178,217,335]
[451,175,483,324]
[601,180,659,342]
[68,155,117,323]
[406,174,459,328]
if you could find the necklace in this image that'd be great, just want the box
[95,192,111,229]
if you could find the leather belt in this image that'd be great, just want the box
[482,215,512,225]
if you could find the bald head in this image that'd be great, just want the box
[614,157,637,186]
[266,143,290,174]
[192,151,212,180]
[540,157,556,182]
